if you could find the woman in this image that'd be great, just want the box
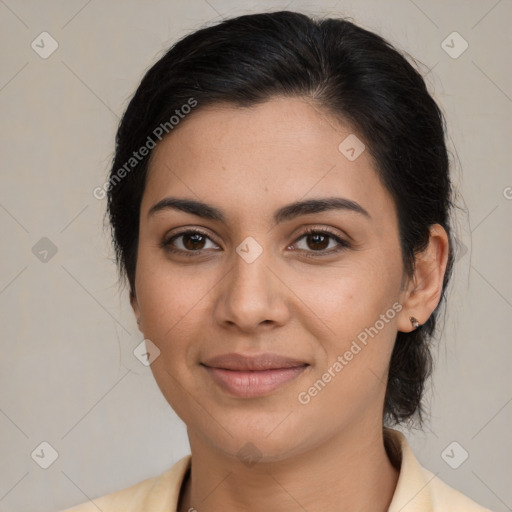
[63,10,491,512]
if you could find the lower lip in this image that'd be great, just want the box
[203,365,308,398]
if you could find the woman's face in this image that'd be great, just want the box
[132,96,413,461]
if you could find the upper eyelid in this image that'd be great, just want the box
[164,226,348,250]
[164,228,220,246]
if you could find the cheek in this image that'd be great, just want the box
[134,254,195,359]
[288,254,400,341]
[135,242,211,330]
[294,275,399,418]
[289,257,400,397]
[134,256,210,420]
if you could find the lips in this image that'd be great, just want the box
[202,352,308,371]
[201,353,309,398]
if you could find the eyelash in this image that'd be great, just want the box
[161,227,350,259]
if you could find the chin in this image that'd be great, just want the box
[194,412,316,464]
[214,435,302,465]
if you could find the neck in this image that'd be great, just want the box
[178,422,400,512]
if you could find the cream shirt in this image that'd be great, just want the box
[61,429,491,511]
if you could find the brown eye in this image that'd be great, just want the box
[292,228,350,256]
[181,232,207,250]
[303,232,330,251]
[162,229,220,256]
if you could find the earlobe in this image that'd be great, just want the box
[409,316,420,329]
[397,224,450,332]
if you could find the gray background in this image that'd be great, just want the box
[0,1,511,511]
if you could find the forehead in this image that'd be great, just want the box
[142,96,396,228]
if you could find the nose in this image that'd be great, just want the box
[214,243,290,333]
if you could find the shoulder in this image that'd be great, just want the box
[59,455,191,512]
[60,473,164,512]
[385,428,492,512]
[422,467,493,512]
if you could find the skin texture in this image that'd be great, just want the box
[131,96,449,512]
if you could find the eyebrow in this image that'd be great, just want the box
[147,196,371,223]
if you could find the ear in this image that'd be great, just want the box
[130,290,143,333]
[397,224,450,333]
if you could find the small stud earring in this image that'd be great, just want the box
[409,316,420,329]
